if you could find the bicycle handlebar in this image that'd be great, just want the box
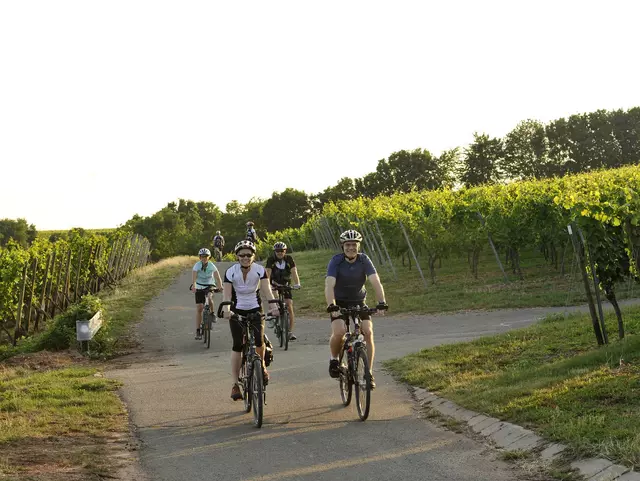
[190,283,222,293]
[216,300,282,319]
[338,306,380,317]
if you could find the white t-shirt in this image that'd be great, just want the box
[224,263,267,310]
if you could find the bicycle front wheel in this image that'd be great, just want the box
[339,349,352,406]
[354,347,371,421]
[282,311,289,351]
[241,358,251,413]
[206,316,211,349]
[251,359,264,428]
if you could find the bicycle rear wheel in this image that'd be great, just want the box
[241,358,251,413]
[251,359,264,428]
[354,347,371,421]
[339,348,352,406]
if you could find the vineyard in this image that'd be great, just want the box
[257,165,640,343]
[0,230,150,347]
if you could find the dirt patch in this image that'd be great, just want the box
[1,350,87,371]
[0,433,141,481]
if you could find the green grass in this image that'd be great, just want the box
[0,255,195,478]
[0,367,124,443]
[290,248,640,317]
[384,308,640,467]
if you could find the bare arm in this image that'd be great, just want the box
[261,278,275,301]
[214,271,223,289]
[291,267,300,286]
[221,283,233,317]
[324,276,336,306]
[191,270,197,291]
[367,273,386,304]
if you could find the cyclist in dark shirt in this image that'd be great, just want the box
[265,242,301,340]
[325,230,388,389]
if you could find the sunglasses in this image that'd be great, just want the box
[237,253,253,258]
[275,250,285,253]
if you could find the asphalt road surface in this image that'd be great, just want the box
[110,262,623,481]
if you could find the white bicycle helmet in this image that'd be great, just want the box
[198,248,211,256]
[234,239,256,254]
[339,229,363,244]
[273,241,287,250]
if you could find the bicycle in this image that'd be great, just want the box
[335,305,379,421]
[267,283,300,351]
[191,284,221,349]
[217,299,282,428]
[213,246,223,262]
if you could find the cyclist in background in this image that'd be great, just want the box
[219,240,280,401]
[213,231,225,261]
[325,230,388,389]
[265,241,301,341]
[190,248,223,340]
[246,221,258,243]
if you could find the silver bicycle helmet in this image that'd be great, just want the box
[198,248,211,256]
[339,229,363,244]
[273,241,287,250]
[234,240,256,254]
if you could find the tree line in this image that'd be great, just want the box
[2,106,638,259]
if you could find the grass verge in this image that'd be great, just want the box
[384,307,640,468]
[290,248,640,317]
[0,256,193,479]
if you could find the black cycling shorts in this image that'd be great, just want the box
[195,288,213,305]
[230,307,264,352]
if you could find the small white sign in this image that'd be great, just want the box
[567,225,573,235]
[76,311,103,341]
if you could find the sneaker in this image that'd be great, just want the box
[262,368,269,386]
[329,359,340,378]
[195,329,202,340]
[288,333,297,341]
[230,384,242,401]
[369,375,376,390]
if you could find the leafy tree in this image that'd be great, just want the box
[459,133,504,187]
[502,120,551,179]
[0,218,37,248]
[262,188,312,232]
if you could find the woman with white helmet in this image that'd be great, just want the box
[220,239,280,401]
[191,248,223,339]
[324,230,388,389]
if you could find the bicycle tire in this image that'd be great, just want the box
[251,359,263,428]
[241,357,251,413]
[338,348,352,406]
[202,307,208,345]
[283,310,289,351]
[277,314,284,348]
[354,347,371,421]
[206,316,211,349]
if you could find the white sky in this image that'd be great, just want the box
[1,0,640,230]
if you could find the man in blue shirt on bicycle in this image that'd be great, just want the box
[325,230,388,389]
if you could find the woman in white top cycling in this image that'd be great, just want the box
[220,240,280,401]
[190,248,223,340]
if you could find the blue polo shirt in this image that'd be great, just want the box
[326,253,377,302]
